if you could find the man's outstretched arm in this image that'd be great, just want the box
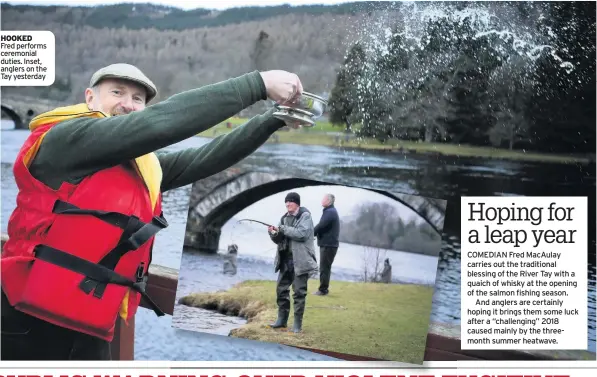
[31,71,300,185]
[157,108,284,191]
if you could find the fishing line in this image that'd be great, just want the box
[224,218,278,257]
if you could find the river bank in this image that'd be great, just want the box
[172,229,439,341]
[200,119,593,164]
[179,279,434,364]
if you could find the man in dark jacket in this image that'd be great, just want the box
[313,193,340,296]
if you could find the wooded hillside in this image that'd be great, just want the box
[1,2,381,106]
[2,2,594,154]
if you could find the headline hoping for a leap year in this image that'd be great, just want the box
[466,202,578,248]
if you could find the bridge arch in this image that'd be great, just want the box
[1,104,25,129]
[1,94,64,130]
[184,171,446,253]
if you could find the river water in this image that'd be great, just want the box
[1,122,595,359]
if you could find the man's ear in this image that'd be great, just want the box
[84,87,95,110]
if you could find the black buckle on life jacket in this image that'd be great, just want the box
[136,262,146,282]
[153,212,168,228]
[51,199,169,302]
[80,215,168,298]
[33,245,166,317]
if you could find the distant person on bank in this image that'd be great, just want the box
[267,192,318,333]
[380,258,392,284]
[313,193,340,296]
[1,63,306,360]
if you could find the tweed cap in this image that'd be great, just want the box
[89,63,157,103]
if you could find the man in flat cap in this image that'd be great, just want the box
[267,192,318,333]
[1,63,306,360]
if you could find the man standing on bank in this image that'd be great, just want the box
[313,193,340,296]
[267,192,318,333]
[1,63,305,360]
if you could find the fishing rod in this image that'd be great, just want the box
[231,219,280,255]
[237,218,275,228]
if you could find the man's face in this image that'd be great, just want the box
[321,195,330,207]
[85,78,147,116]
[286,201,299,213]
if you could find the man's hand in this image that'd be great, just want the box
[268,225,278,234]
[260,70,303,105]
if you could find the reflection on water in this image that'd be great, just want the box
[1,127,595,359]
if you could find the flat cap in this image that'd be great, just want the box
[89,63,158,103]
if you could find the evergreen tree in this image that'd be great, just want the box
[328,43,365,132]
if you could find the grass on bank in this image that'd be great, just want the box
[178,279,434,364]
[198,117,592,164]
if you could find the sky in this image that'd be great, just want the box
[4,0,353,10]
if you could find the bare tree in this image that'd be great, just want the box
[360,246,387,283]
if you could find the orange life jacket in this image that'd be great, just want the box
[1,104,167,341]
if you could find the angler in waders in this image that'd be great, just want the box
[1,63,305,360]
[267,192,318,333]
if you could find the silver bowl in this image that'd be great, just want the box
[272,91,328,127]
[273,105,315,127]
[295,92,328,119]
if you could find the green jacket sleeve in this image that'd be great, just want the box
[157,108,285,192]
[32,71,267,182]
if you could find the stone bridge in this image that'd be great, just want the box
[183,167,447,253]
[1,94,66,129]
